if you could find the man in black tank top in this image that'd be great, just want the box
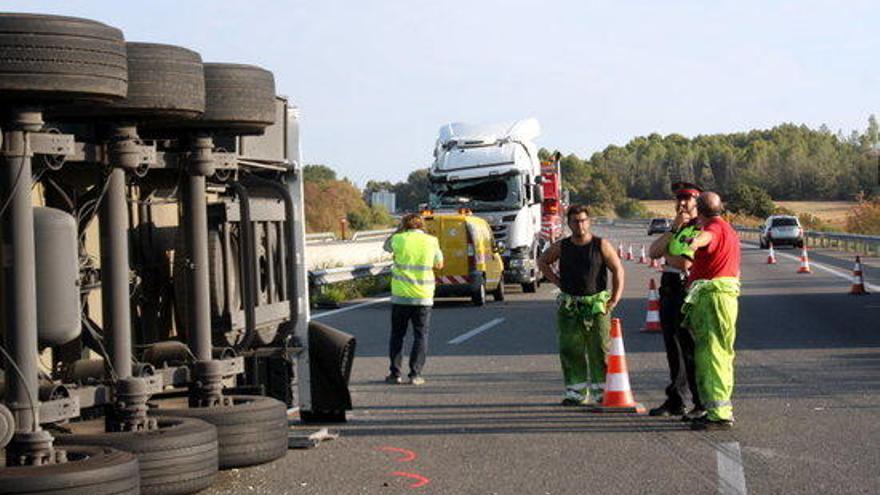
[538,205,625,406]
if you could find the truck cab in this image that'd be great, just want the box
[428,119,544,293]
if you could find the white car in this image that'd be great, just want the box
[759,215,804,249]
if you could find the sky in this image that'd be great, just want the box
[5,1,879,185]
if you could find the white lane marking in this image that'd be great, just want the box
[311,296,390,319]
[716,441,748,495]
[447,318,505,345]
[744,242,880,292]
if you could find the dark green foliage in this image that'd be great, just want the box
[546,117,880,202]
[391,168,430,212]
[726,184,776,218]
[614,198,650,219]
[303,164,337,183]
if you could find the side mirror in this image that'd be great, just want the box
[532,184,544,203]
[533,176,545,185]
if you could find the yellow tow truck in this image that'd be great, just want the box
[422,209,505,305]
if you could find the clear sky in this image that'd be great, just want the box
[5,1,879,184]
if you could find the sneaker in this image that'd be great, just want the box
[561,390,587,406]
[649,402,686,417]
[689,416,733,431]
[408,375,425,386]
[385,374,403,384]
[681,407,708,422]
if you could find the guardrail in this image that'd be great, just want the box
[601,217,880,256]
[308,261,393,288]
[305,228,394,244]
[735,226,880,256]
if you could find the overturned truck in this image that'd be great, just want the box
[0,12,354,495]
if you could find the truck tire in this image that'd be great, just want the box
[0,13,127,103]
[0,403,13,449]
[492,280,505,302]
[53,417,218,495]
[175,63,276,135]
[0,445,140,495]
[521,280,537,293]
[150,395,288,469]
[51,42,205,123]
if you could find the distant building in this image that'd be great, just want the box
[371,190,396,213]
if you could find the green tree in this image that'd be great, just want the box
[303,164,337,183]
[726,184,776,218]
[392,168,430,212]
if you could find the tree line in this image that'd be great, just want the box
[559,116,879,207]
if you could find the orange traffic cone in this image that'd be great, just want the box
[638,245,648,264]
[656,257,665,272]
[797,246,811,274]
[650,257,661,270]
[626,244,634,261]
[641,279,661,333]
[850,256,868,295]
[592,318,645,414]
[767,242,777,264]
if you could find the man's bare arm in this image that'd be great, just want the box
[648,232,673,259]
[601,239,625,311]
[664,253,693,271]
[538,242,562,287]
[689,230,714,250]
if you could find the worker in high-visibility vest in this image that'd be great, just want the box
[682,192,741,431]
[383,213,444,385]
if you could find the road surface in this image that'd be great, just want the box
[206,224,880,494]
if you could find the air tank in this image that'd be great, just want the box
[34,206,81,346]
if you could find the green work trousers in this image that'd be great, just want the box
[683,279,740,421]
[557,308,611,400]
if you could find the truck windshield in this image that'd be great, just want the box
[429,175,522,211]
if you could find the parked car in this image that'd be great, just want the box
[760,215,804,248]
[647,218,672,235]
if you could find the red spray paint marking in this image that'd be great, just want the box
[378,446,418,462]
[391,471,431,488]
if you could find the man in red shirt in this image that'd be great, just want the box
[682,192,741,430]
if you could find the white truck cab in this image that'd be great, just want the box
[428,119,544,292]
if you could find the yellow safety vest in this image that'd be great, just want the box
[391,230,439,305]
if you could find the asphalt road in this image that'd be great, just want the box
[206,224,880,495]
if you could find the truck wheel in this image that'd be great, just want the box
[177,63,276,135]
[492,280,505,302]
[0,13,127,103]
[521,280,537,293]
[472,280,486,306]
[49,42,205,123]
[53,417,218,495]
[150,395,288,469]
[0,445,140,495]
[0,403,13,449]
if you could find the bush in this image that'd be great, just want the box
[846,195,880,235]
[726,184,776,218]
[614,198,649,219]
[311,275,391,307]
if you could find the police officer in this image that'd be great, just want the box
[647,182,704,419]
[383,213,444,385]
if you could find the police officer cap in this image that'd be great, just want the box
[671,181,702,198]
